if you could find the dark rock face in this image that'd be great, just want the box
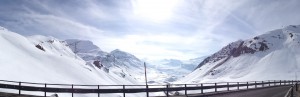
[195,40,242,69]
[258,42,269,51]
[35,44,45,51]
[93,60,103,69]
[195,57,210,69]
[231,41,256,57]
[196,39,270,69]
[289,33,294,38]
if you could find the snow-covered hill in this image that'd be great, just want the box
[179,25,300,83]
[65,39,145,82]
[0,27,143,97]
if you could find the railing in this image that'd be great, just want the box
[0,80,299,97]
[284,82,299,97]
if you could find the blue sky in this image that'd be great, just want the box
[1,0,300,60]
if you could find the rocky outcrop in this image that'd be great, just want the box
[231,41,256,57]
[196,37,270,69]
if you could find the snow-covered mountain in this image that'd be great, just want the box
[65,39,145,82]
[147,57,205,83]
[183,56,208,71]
[0,27,143,97]
[64,38,207,84]
[179,25,300,83]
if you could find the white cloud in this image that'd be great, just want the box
[131,0,180,22]
[23,14,104,39]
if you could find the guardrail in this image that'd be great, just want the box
[0,80,299,97]
[284,82,299,97]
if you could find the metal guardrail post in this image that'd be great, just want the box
[98,85,100,97]
[274,80,276,86]
[268,80,270,86]
[237,82,239,90]
[201,84,203,94]
[296,83,299,91]
[215,83,217,92]
[255,81,257,88]
[146,85,149,97]
[247,82,248,89]
[184,84,187,95]
[123,85,125,97]
[280,80,282,85]
[166,85,169,97]
[19,82,21,95]
[72,84,74,97]
[262,81,264,87]
[296,83,298,91]
[227,82,229,91]
[44,83,47,97]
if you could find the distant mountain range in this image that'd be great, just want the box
[146,57,206,83]
[65,39,145,82]
[65,39,205,83]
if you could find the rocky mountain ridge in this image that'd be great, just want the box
[180,25,300,83]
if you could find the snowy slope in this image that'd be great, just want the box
[65,39,108,60]
[65,39,145,82]
[179,25,300,83]
[0,27,143,97]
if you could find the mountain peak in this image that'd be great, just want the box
[65,39,102,53]
[64,40,144,81]
[282,25,300,35]
[111,49,122,52]
[197,25,300,69]
[185,24,300,83]
[110,49,139,60]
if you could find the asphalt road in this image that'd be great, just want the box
[202,86,290,97]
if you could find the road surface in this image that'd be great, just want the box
[167,86,295,97]
[205,86,290,97]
